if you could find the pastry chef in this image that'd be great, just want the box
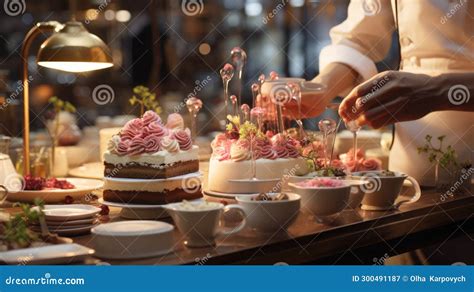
[299,0,473,186]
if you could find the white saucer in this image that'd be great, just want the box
[202,189,258,199]
[100,198,204,220]
[0,243,94,265]
[32,204,101,222]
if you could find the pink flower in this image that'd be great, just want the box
[144,135,161,153]
[359,158,382,171]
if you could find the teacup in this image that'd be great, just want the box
[351,171,421,211]
[163,201,246,247]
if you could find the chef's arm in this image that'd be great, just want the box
[296,0,395,118]
[338,71,474,129]
[435,73,474,112]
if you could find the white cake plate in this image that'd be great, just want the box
[202,189,259,199]
[100,198,204,220]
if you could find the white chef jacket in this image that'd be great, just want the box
[320,0,474,185]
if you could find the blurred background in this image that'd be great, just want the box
[0,0,400,138]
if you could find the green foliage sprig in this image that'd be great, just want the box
[129,85,162,117]
[1,199,44,249]
[417,135,458,169]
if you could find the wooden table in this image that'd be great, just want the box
[68,186,473,265]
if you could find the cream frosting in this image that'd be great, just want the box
[104,145,199,166]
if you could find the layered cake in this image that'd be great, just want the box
[208,125,308,194]
[103,111,202,204]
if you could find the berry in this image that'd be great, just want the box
[99,205,110,216]
[64,195,74,204]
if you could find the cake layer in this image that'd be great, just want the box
[103,188,202,205]
[207,157,308,194]
[103,146,199,166]
[103,173,202,192]
[104,160,199,179]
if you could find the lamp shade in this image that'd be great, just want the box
[37,21,113,73]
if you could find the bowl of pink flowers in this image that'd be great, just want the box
[288,178,350,217]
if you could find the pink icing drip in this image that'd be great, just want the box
[142,110,162,126]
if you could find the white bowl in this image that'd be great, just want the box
[288,182,350,216]
[91,220,174,259]
[236,193,300,232]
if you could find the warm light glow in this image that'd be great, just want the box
[37,61,113,72]
[116,10,131,22]
[104,10,115,21]
[85,9,99,21]
[198,43,211,55]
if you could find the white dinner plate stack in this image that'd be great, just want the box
[31,204,101,236]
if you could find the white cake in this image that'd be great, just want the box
[208,132,308,194]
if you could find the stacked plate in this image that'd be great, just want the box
[31,205,101,236]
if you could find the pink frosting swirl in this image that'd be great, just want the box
[211,133,228,150]
[172,129,192,151]
[144,135,161,153]
[286,138,300,158]
[359,158,382,171]
[142,110,162,126]
[121,118,143,140]
[116,139,130,156]
[160,136,180,153]
[273,144,289,158]
[166,113,185,130]
[144,121,167,138]
[230,139,250,162]
[128,137,146,156]
[260,146,277,159]
[214,147,230,161]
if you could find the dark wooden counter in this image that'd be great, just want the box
[69,187,473,265]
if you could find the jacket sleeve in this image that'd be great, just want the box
[319,0,395,81]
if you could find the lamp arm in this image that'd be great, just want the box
[20,21,63,175]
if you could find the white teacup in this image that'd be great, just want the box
[163,201,246,247]
[351,171,421,211]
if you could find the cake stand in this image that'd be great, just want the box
[99,199,169,220]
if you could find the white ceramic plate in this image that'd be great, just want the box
[31,217,98,227]
[32,204,101,221]
[7,178,104,203]
[0,243,94,265]
[31,224,98,236]
[68,162,104,179]
[202,189,258,199]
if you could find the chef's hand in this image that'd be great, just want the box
[285,63,359,118]
[338,71,444,129]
